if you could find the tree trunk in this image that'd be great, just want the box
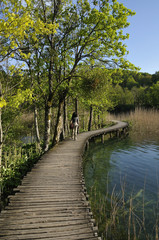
[0,83,3,200]
[43,103,52,152]
[88,105,93,131]
[93,112,97,129]
[63,97,68,138]
[43,44,54,152]
[52,99,64,145]
[0,110,2,170]
[82,110,85,131]
[75,98,78,114]
[98,114,101,128]
[34,106,41,150]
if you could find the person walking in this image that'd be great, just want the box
[70,112,79,140]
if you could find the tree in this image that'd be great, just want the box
[137,73,152,87]
[1,0,137,151]
[126,76,138,90]
[71,66,116,130]
[146,82,159,108]
[0,0,58,152]
[0,0,33,61]
[0,65,33,196]
[40,0,137,145]
[152,71,159,84]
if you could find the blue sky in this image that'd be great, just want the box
[119,0,159,74]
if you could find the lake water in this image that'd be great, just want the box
[83,109,159,240]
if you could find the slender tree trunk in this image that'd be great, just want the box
[63,48,67,137]
[53,98,64,145]
[0,108,2,168]
[43,103,52,152]
[93,112,97,129]
[0,82,3,200]
[83,110,85,130]
[34,105,41,150]
[88,105,93,131]
[63,97,68,138]
[43,46,54,152]
[75,98,78,114]
[98,114,100,128]
[28,62,41,150]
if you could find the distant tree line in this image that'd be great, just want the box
[109,71,159,112]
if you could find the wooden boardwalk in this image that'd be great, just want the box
[0,121,128,240]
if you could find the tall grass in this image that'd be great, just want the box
[107,108,159,142]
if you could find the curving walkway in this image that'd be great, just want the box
[0,121,128,240]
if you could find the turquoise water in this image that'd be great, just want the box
[84,135,159,239]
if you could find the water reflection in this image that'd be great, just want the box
[84,138,159,199]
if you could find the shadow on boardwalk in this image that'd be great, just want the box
[0,121,128,240]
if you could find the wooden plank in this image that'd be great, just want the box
[0,232,97,240]
[0,220,90,231]
[4,205,88,212]
[0,207,87,215]
[0,215,89,224]
[0,211,88,219]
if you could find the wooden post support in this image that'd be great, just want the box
[116,130,120,137]
[123,127,128,135]
[101,134,104,144]
[86,140,89,150]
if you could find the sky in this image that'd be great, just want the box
[118,0,159,74]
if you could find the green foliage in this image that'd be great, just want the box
[1,0,137,102]
[0,0,57,61]
[0,97,6,108]
[110,70,159,112]
[126,75,138,90]
[70,66,116,113]
[152,71,159,84]
[146,81,159,108]
[0,143,41,199]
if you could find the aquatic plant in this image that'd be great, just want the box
[89,180,158,240]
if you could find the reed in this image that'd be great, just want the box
[108,107,159,141]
